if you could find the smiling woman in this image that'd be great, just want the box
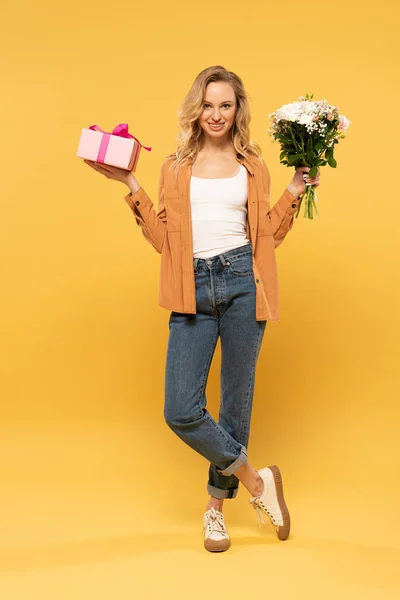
[84,64,315,554]
[122,65,302,553]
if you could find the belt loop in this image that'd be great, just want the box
[219,253,226,267]
[194,257,199,270]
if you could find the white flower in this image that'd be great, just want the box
[298,113,314,125]
[338,114,351,132]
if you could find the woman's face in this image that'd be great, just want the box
[199,81,237,141]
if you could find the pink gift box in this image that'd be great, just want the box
[76,123,151,172]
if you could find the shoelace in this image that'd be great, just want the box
[250,497,276,528]
[204,507,228,536]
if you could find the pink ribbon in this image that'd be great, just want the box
[88,123,152,163]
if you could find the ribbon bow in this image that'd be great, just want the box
[89,123,151,149]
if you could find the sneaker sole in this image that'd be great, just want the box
[268,464,291,540]
[204,537,231,552]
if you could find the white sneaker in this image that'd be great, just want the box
[203,507,231,552]
[249,465,291,540]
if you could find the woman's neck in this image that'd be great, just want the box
[199,141,235,156]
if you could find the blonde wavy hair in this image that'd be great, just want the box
[165,65,264,181]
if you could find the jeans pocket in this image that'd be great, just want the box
[227,254,253,277]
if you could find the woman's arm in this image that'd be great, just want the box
[268,187,301,249]
[261,162,301,248]
[268,166,320,247]
[124,164,167,254]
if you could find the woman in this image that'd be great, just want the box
[84,65,321,553]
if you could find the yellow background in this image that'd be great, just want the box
[1,0,399,597]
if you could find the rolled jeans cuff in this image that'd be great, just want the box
[216,445,248,476]
[207,483,239,499]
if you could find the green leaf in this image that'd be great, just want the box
[287,154,303,164]
[327,156,337,168]
[309,166,318,177]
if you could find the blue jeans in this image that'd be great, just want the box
[164,242,267,499]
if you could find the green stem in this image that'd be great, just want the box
[303,188,308,218]
[288,123,300,152]
[311,186,319,217]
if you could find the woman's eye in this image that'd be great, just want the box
[204,104,230,108]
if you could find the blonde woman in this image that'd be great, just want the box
[84,65,321,552]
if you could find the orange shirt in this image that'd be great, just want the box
[124,153,300,321]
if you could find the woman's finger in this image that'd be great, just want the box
[84,160,96,170]
[302,167,320,177]
[87,163,109,177]
[84,160,103,172]
[94,161,113,172]
[93,162,115,176]
[84,159,112,174]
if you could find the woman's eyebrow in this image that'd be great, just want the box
[204,100,234,104]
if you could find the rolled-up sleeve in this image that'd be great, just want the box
[124,163,167,254]
[260,160,301,248]
[269,188,301,249]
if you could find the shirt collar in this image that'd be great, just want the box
[236,153,255,176]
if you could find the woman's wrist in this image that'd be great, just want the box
[126,173,140,195]
[286,183,301,199]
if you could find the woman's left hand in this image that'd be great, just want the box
[287,166,321,198]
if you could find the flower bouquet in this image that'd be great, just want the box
[268,94,351,219]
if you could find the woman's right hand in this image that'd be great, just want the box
[83,159,140,193]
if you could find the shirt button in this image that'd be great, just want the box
[135,200,140,206]
[291,203,296,208]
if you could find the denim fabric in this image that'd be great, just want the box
[164,241,267,500]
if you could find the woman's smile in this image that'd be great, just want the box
[208,123,225,131]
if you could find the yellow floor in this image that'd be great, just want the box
[1,422,399,600]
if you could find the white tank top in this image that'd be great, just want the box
[190,163,251,259]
